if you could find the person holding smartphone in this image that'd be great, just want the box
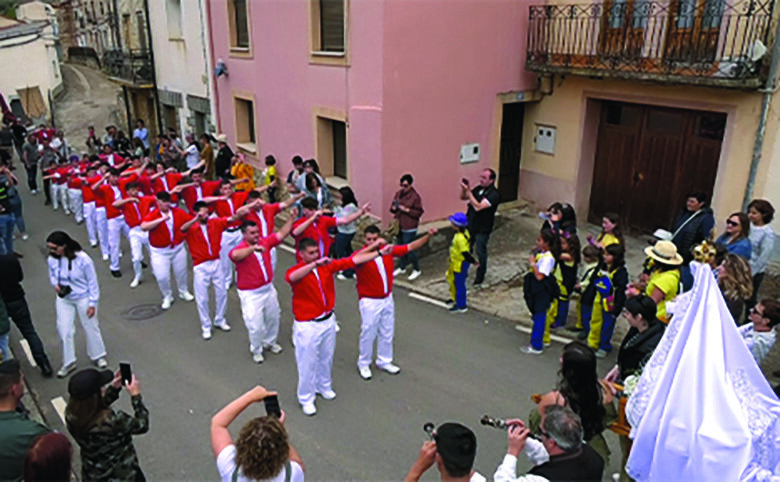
[211,386,305,482]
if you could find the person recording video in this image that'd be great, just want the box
[405,422,486,482]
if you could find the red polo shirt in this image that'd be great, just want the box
[285,257,355,321]
[99,153,125,166]
[67,169,82,189]
[152,172,183,202]
[214,191,250,229]
[181,181,221,212]
[292,215,336,262]
[231,234,283,290]
[52,166,69,185]
[246,203,282,237]
[121,195,156,228]
[99,176,136,219]
[84,175,102,205]
[354,245,409,299]
[143,207,192,248]
[185,217,230,266]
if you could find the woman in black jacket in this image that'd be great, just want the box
[606,295,665,383]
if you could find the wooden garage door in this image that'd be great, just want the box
[589,101,725,233]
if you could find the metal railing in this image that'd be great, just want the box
[526,0,774,85]
[102,49,152,85]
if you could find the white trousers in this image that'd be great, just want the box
[68,188,83,223]
[108,216,130,271]
[150,244,189,299]
[83,201,98,245]
[56,296,107,367]
[271,247,278,272]
[220,229,243,290]
[52,184,69,212]
[293,314,336,405]
[129,226,149,281]
[237,283,280,355]
[96,207,110,257]
[193,259,227,330]
[358,295,396,369]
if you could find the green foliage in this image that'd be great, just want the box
[0,0,19,19]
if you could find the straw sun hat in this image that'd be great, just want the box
[644,240,684,266]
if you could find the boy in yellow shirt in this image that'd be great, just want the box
[230,153,255,191]
[446,212,477,313]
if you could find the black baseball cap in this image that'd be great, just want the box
[0,359,21,375]
[434,422,477,473]
[68,368,114,400]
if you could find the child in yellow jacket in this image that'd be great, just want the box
[446,212,476,313]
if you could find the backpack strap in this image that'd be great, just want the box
[231,468,239,482]
[285,460,292,482]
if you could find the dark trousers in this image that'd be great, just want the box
[745,272,766,322]
[5,297,49,364]
[396,230,419,271]
[472,232,490,284]
[26,166,38,192]
[43,178,51,203]
[334,232,355,278]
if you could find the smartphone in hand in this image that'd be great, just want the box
[119,362,132,386]
[264,394,282,418]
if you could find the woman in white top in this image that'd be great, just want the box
[746,199,776,321]
[334,187,358,280]
[184,134,202,170]
[211,386,305,482]
[46,231,108,378]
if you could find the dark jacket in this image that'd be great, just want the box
[390,187,424,231]
[466,184,500,234]
[215,146,234,179]
[528,443,604,481]
[67,386,150,482]
[0,254,25,302]
[617,322,665,381]
[609,265,629,316]
[671,207,715,263]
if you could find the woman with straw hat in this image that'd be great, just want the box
[629,240,683,321]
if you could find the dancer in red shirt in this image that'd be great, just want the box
[79,163,101,248]
[112,181,159,288]
[353,226,436,380]
[140,191,195,309]
[244,189,305,271]
[291,197,369,262]
[285,236,384,416]
[230,209,297,362]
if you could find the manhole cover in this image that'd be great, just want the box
[122,304,164,321]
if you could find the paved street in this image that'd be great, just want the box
[8,189,622,480]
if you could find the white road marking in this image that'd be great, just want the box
[51,397,67,424]
[514,324,572,344]
[408,292,451,309]
[20,339,37,367]
[279,244,295,254]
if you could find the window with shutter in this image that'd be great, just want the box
[319,0,344,52]
[233,0,249,48]
[332,120,347,179]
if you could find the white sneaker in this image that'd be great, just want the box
[358,366,372,380]
[57,363,76,378]
[335,322,341,333]
[178,291,195,302]
[64,210,71,215]
[595,349,609,358]
[31,189,37,195]
[129,277,140,289]
[161,296,174,310]
[302,403,317,416]
[521,345,543,355]
[393,267,406,276]
[90,241,98,248]
[202,329,212,340]
[95,357,108,369]
[21,233,29,241]
[102,254,109,261]
[214,321,231,332]
[378,363,401,375]
[318,389,337,400]
[408,270,422,281]
[264,343,283,354]
[336,273,347,281]
[253,352,265,364]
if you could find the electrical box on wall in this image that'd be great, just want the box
[460,143,480,164]
[535,125,556,155]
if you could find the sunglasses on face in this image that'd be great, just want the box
[751,307,765,317]
[400,183,409,188]
[726,220,739,227]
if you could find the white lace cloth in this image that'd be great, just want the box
[625,262,780,481]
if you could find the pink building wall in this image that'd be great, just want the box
[207,0,536,224]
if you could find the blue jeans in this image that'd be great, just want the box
[530,311,548,350]
[396,230,419,271]
[0,213,14,255]
[454,265,470,308]
[334,232,355,278]
[0,333,8,362]
[599,312,616,352]
[472,232,490,284]
[553,301,570,328]
[9,197,25,233]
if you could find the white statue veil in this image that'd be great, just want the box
[625,262,780,481]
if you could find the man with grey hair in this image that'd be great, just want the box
[493,405,603,481]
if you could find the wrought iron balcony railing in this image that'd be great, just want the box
[526,0,774,87]
[102,49,153,86]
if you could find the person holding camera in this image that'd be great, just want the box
[211,386,304,482]
[65,367,149,481]
[46,231,108,378]
[405,422,485,482]
[493,406,603,482]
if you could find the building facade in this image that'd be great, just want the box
[148,0,216,138]
[205,0,537,225]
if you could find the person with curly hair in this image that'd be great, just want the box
[211,386,304,482]
[716,253,754,324]
[746,199,775,320]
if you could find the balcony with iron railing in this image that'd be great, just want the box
[526,0,775,87]
[102,49,153,87]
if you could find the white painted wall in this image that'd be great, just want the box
[148,0,216,136]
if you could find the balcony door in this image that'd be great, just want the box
[664,0,723,62]
[599,0,648,58]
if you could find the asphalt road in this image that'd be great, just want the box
[8,189,621,480]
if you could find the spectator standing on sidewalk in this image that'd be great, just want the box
[133,119,149,153]
[0,253,53,376]
[391,173,424,280]
[21,135,39,194]
[746,199,775,320]
[460,168,500,287]
[215,134,233,179]
[0,161,14,256]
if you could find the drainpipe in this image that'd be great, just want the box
[204,0,222,133]
[743,13,780,210]
[143,0,163,136]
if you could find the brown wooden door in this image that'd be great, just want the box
[599,0,647,58]
[498,103,524,202]
[664,0,721,62]
[589,102,725,233]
